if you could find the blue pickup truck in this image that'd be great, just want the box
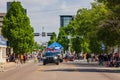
[42,51,63,65]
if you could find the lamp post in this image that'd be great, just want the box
[66,35,83,52]
[68,35,71,52]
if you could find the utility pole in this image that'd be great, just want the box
[42,26,46,37]
[66,35,83,52]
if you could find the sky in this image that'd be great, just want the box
[0,0,94,44]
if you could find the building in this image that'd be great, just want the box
[0,1,27,62]
[0,13,7,62]
[60,15,74,27]
[0,13,6,35]
[7,2,11,11]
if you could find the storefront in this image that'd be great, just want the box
[0,36,7,63]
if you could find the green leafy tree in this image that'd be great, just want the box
[57,27,69,51]
[97,0,120,52]
[71,37,83,54]
[57,2,109,54]
[64,21,82,53]
[2,1,34,54]
[74,3,108,53]
[89,36,102,54]
[81,40,91,53]
[32,42,39,51]
[48,32,57,46]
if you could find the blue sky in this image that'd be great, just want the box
[0,0,94,44]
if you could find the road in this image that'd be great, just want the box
[0,61,120,80]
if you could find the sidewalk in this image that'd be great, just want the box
[4,62,16,71]
[3,60,34,72]
[2,60,120,72]
[74,59,120,72]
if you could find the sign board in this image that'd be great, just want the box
[34,33,40,36]
[101,43,105,51]
[76,36,83,38]
[47,33,53,36]
[0,36,7,46]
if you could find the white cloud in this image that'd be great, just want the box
[0,0,59,12]
[59,1,80,15]
[0,0,94,43]
[60,1,73,13]
[60,1,67,10]
[21,0,58,6]
[0,0,13,12]
[39,0,58,6]
[59,0,94,16]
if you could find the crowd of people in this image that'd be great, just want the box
[81,53,119,67]
[63,51,120,67]
[6,53,32,63]
[6,52,43,64]
[97,53,119,67]
[6,51,120,67]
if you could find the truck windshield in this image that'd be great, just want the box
[45,52,60,56]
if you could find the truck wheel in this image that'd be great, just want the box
[43,61,46,65]
[56,62,59,65]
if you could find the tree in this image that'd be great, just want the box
[57,27,69,51]
[48,32,57,46]
[71,37,83,53]
[73,3,108,53]
[96,0,120,54]
[64,21,82,53]
[2,1,34,54]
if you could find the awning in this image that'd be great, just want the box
[48,42,63,49]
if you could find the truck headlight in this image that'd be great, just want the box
[54,56,57,59]
[43,57,46,59]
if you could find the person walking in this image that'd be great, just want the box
[86,53,91,63]
[33,54,38,64]
[98,54,104,65]
[15,55,20,67]
[20,54,24,64]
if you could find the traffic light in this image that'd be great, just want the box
[42,32,46,37]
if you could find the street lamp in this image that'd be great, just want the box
[63,35,83,52]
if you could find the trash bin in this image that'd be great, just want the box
[0,62,5,72]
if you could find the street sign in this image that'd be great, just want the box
[34,33,40,36]
[101,42,105,51]
[47,33,53,36]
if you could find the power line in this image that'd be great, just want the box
[29,6,82,14]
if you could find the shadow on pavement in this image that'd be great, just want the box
[38,62,120,73]
[64,62,100,67]
[41,68,120,73]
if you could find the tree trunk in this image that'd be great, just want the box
[118,45,120,58]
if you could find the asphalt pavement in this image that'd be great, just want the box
[0,61,120,80]
[1,59,33,72]
[2,59,120,72]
